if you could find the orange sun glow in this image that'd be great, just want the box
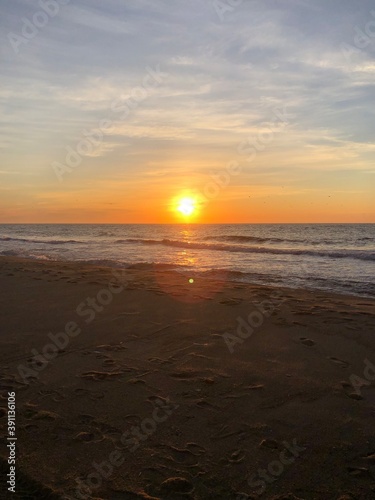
[176,197,197,217]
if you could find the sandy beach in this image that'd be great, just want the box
[0,256,374,499]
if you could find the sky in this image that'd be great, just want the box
[1,0,375,223]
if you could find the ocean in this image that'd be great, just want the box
[0,224,374,298]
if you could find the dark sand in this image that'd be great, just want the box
[0,256,374,499]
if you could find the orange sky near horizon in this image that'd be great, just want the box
[1,179,373,224]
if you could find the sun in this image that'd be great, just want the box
[176,197,197,217]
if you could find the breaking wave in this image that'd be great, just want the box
[114,238,375,262]
[0,236,84,245]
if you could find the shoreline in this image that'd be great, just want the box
[0,256,374,499]
[0,255,373,301]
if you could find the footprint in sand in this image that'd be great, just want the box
[148,357,166,364]
[259,438,281,450]
[234,492,254,500]
[224,384,264,399]
[159,477,195,497]
[299,337,316,347]
[23,405,58,421]
[96,344,127,352]
[148,395,170,406]
[79,370,124,381]
[34,411,59,421]
[0,374,27,392]
[341,381,364,400]
[185,442,206,456]
[102,358,117,366]
[228,448,246,464]
[38,388,66,402]
[77,414,95,424]
[74,430,103,442]
[75,416,121,441]
[97,422,123,440]
[22,424,39,433]
[73,387,105,400]
[195,398,220,411]
[273,317,291,326]
[210,425,245,442]
[340,497,365,500]
[329,357,350,368]
[109,488,161,499]
[362,452,375,463]
[123,414,142,426]
[170,371,199,380]
[127,378,147,386]
[347,392,363,401]
[74,431,96,442]
[220,298,242,306]
[160,444,201,466]
[347,465,370,477]
[22,404,38,419]
[117,310,140,316]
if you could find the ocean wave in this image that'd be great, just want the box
[204,234,374,245]
[75,259,127,268]
[0,249,53,260]
[205,235,294,244]
[0,236,84,245]
[97,231,115,237]
[358,237,375,241]
[0,250,23,256]
[73,259,177,271]
[115,237,375,261]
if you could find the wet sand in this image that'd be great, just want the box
[0,256,374,499]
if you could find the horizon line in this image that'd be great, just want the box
[0,222,374,225]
